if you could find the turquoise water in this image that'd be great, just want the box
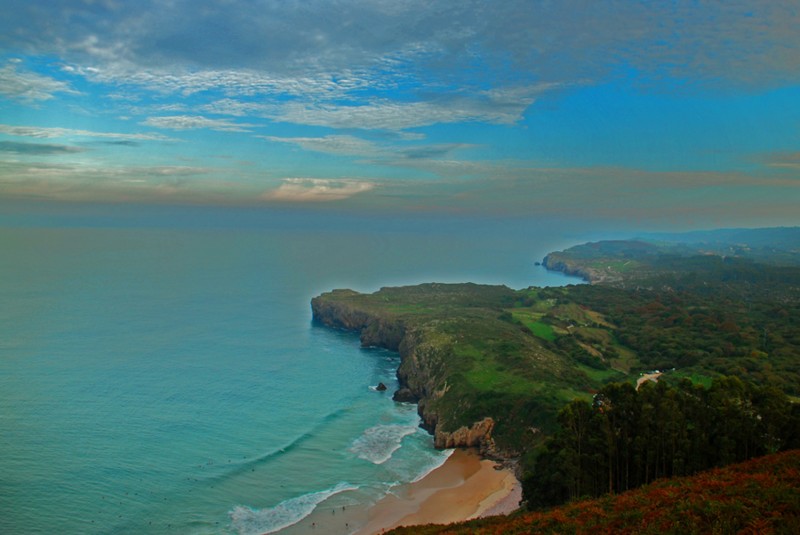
[0,211,580,534]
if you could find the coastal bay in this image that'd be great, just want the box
[276,449,521,534]
[356,449,521,533]
[0,222,569,534]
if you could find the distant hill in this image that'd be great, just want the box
[640,226,800,255]
[542,226,800,285]
[387,449,800,534]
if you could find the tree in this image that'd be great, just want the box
[557,399,593,498]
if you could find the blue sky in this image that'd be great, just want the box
[1,1,799,229]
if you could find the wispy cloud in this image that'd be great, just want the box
[261,134,474,164]
[0,62,80,103]
[761,151,800,170]
[0,124,172,142]
[142,115,257,132]
[260,135,385,157]
[1,0,797,224]
[272,100,503,131]
[262,178,376,202]
[0,159,233,203]
[75,65,388,99]
[0,141,84,155]
[398,144,474,160]
[97,140,141,147]
[260,86,547,131]
[200,83,550,132]
[5,2,798,92]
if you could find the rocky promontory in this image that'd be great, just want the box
[541,253,602,283]
[311,287,501,456]
[311,283,598,460]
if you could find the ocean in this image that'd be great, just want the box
[0,207,582,534]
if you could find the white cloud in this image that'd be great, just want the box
[261,134,473,163]
[0,62,79,102]
[273,93,535,130]
[205,83,551,132]
[70,63,386,99]
[259,135,385,157]
[0,123,173,141]
[199,99,280,118]
[262,178,376,202]
[0,159,238,203]
[762,151,800,170]
[141,115,256,132]
[5,1,798,92]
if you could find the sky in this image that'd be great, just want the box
[1,0,799,230]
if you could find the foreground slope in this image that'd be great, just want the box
[386,449,800,534]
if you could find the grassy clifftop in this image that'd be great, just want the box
[312,246,800,454]
[312,283,629,455]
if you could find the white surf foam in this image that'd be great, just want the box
[349,424,418,464]
[229,482,358,534]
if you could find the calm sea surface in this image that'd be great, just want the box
[0,209,581,534]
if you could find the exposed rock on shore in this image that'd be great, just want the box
[542,253,608,284]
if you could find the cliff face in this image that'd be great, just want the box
[434,417,496,450]
[311,292,405,351]
[311,292,499,456]
[542,254,602,283]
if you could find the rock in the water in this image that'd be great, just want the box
[375,382,387,391]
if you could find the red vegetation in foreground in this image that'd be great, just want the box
[388,450,800,535]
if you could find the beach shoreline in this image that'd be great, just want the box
[276,448,521,534]
[354,448,521,534]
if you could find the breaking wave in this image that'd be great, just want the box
[229,482,358,534]
[349,424,418,464]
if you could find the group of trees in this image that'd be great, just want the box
[534,259,800,395]
[523,376,800,508]
[520,246,800,510]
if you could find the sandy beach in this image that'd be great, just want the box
[278,448,521,535]
[354,448,521,534]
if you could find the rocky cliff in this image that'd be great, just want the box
[311,290,499,456]
[311,290,406,351]
[542,253,612,284]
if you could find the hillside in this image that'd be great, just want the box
[312,226,800,510]
[312,283,612,456]
[539,228,800,395]
[386,449,800,534]
[542,226,800,285]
